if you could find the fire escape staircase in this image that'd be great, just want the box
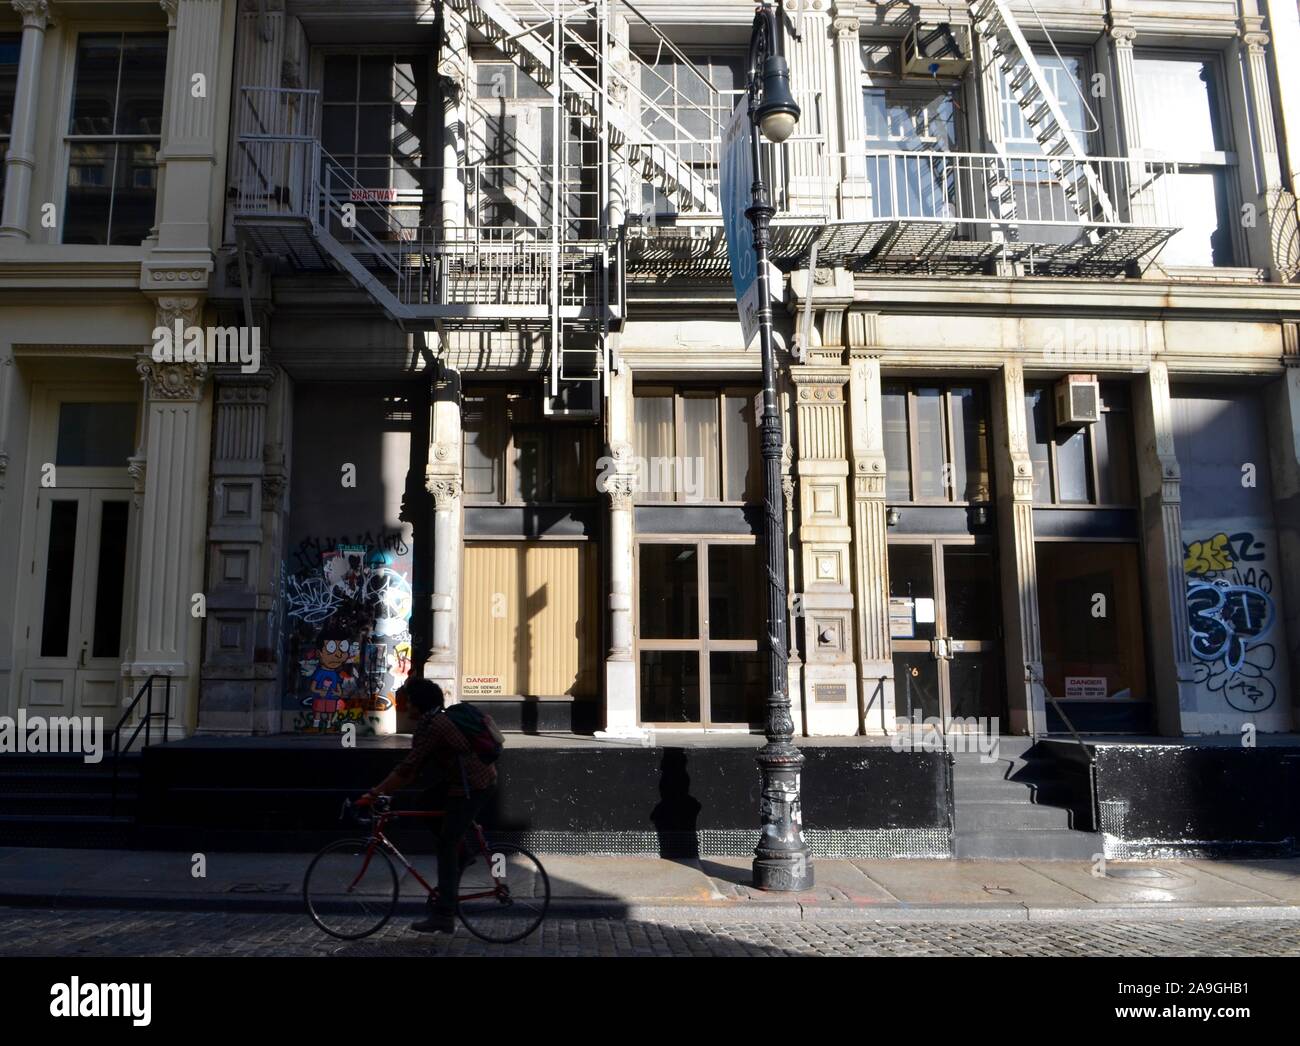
[817,0,1176,275]
[446,0,721,214]
[231,1,730,403]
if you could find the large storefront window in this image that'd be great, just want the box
[632,387,760,504]
[1025,381,1135,506]
[462,385,598,504]
[882,382,991,503]
[637,540,764,726]
[1036,542,1149,709]
[1027,379,1148,730]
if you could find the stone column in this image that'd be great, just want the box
[197,359,289,734]
[784,0,836,217]
[847,333,894,733]
[424,371,463,701]
[831,2,868,220]
[1236,16,1291,277]
[0,0,49,240]
[1105,13,1141,152]
[790,356,858,736]
[1133,362,1194,736]
[142,0,228,289]
[992,361,1043,735]
[125,297,213,737]
[596,364,645,739]
[437,3,468,234]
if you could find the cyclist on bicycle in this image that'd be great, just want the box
[359,679,498,934]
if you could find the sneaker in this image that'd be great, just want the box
[410,911,456,934]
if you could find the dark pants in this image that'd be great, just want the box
[425,784,495,914]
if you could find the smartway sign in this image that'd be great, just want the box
[721,98,780,349]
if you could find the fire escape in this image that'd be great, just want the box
[231,0,726,408]
[813,0,1179,276]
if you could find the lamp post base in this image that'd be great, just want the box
[752,741,814,891]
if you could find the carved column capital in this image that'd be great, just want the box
[1109,24,1137,47]
[158,0,177,28]
[426,474,462,510]
[832,14,860,37]
[137,355,210,401]
[603,473,636,510]
[11,0,49,30]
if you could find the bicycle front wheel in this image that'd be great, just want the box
[456,842,551,944]
[303,838,399,940]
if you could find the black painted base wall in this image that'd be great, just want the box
[1041,739,1300,857]
[137,742,950,856]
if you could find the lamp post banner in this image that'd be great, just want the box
[721,98,779,349]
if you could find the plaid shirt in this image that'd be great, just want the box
[390,709,497,797]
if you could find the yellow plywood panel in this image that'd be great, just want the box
[462,542,597,698]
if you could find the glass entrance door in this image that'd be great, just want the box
[888,540,1004,730]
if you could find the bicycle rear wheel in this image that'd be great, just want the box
[303,838,399,940]
[456,842,550,944]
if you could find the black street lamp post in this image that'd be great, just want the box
[746,0,813,892]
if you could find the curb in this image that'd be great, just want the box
[4,892,1300,923]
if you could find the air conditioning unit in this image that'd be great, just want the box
[1055,374,1101,426]
[900,23,970,79]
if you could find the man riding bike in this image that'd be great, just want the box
[358,679,498,934]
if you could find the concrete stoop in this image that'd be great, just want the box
[952,738,1103,860]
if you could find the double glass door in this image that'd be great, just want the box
[888,540,1003,729]
[23,489,132,716]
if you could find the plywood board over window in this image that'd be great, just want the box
[461,542,598,699]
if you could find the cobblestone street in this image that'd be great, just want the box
[3,907,1299,957]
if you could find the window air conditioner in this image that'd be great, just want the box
[1055,375,1101,426]
[900,23,970,79]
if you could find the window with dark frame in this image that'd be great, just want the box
[461,385,598,505]
[63,32,167,245]
[320,53,429,240]
[1024,380,1136,507]
[881,382,992,504]
[632,386,761,504]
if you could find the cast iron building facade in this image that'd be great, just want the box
[3,0,1300,756]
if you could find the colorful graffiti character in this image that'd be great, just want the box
[305,621,359,731]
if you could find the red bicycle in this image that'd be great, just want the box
[303,794,550,943]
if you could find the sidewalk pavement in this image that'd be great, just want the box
[2,846,1299,923]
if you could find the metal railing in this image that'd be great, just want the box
[1030,670,1100,834]
[109,673,174,818]
[861,150,1181,234]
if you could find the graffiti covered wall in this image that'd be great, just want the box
[1173,387,1291,733]
[282,384,427,735]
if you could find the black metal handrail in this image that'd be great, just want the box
[109,674,174,818]
[1030,669,1100,833]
